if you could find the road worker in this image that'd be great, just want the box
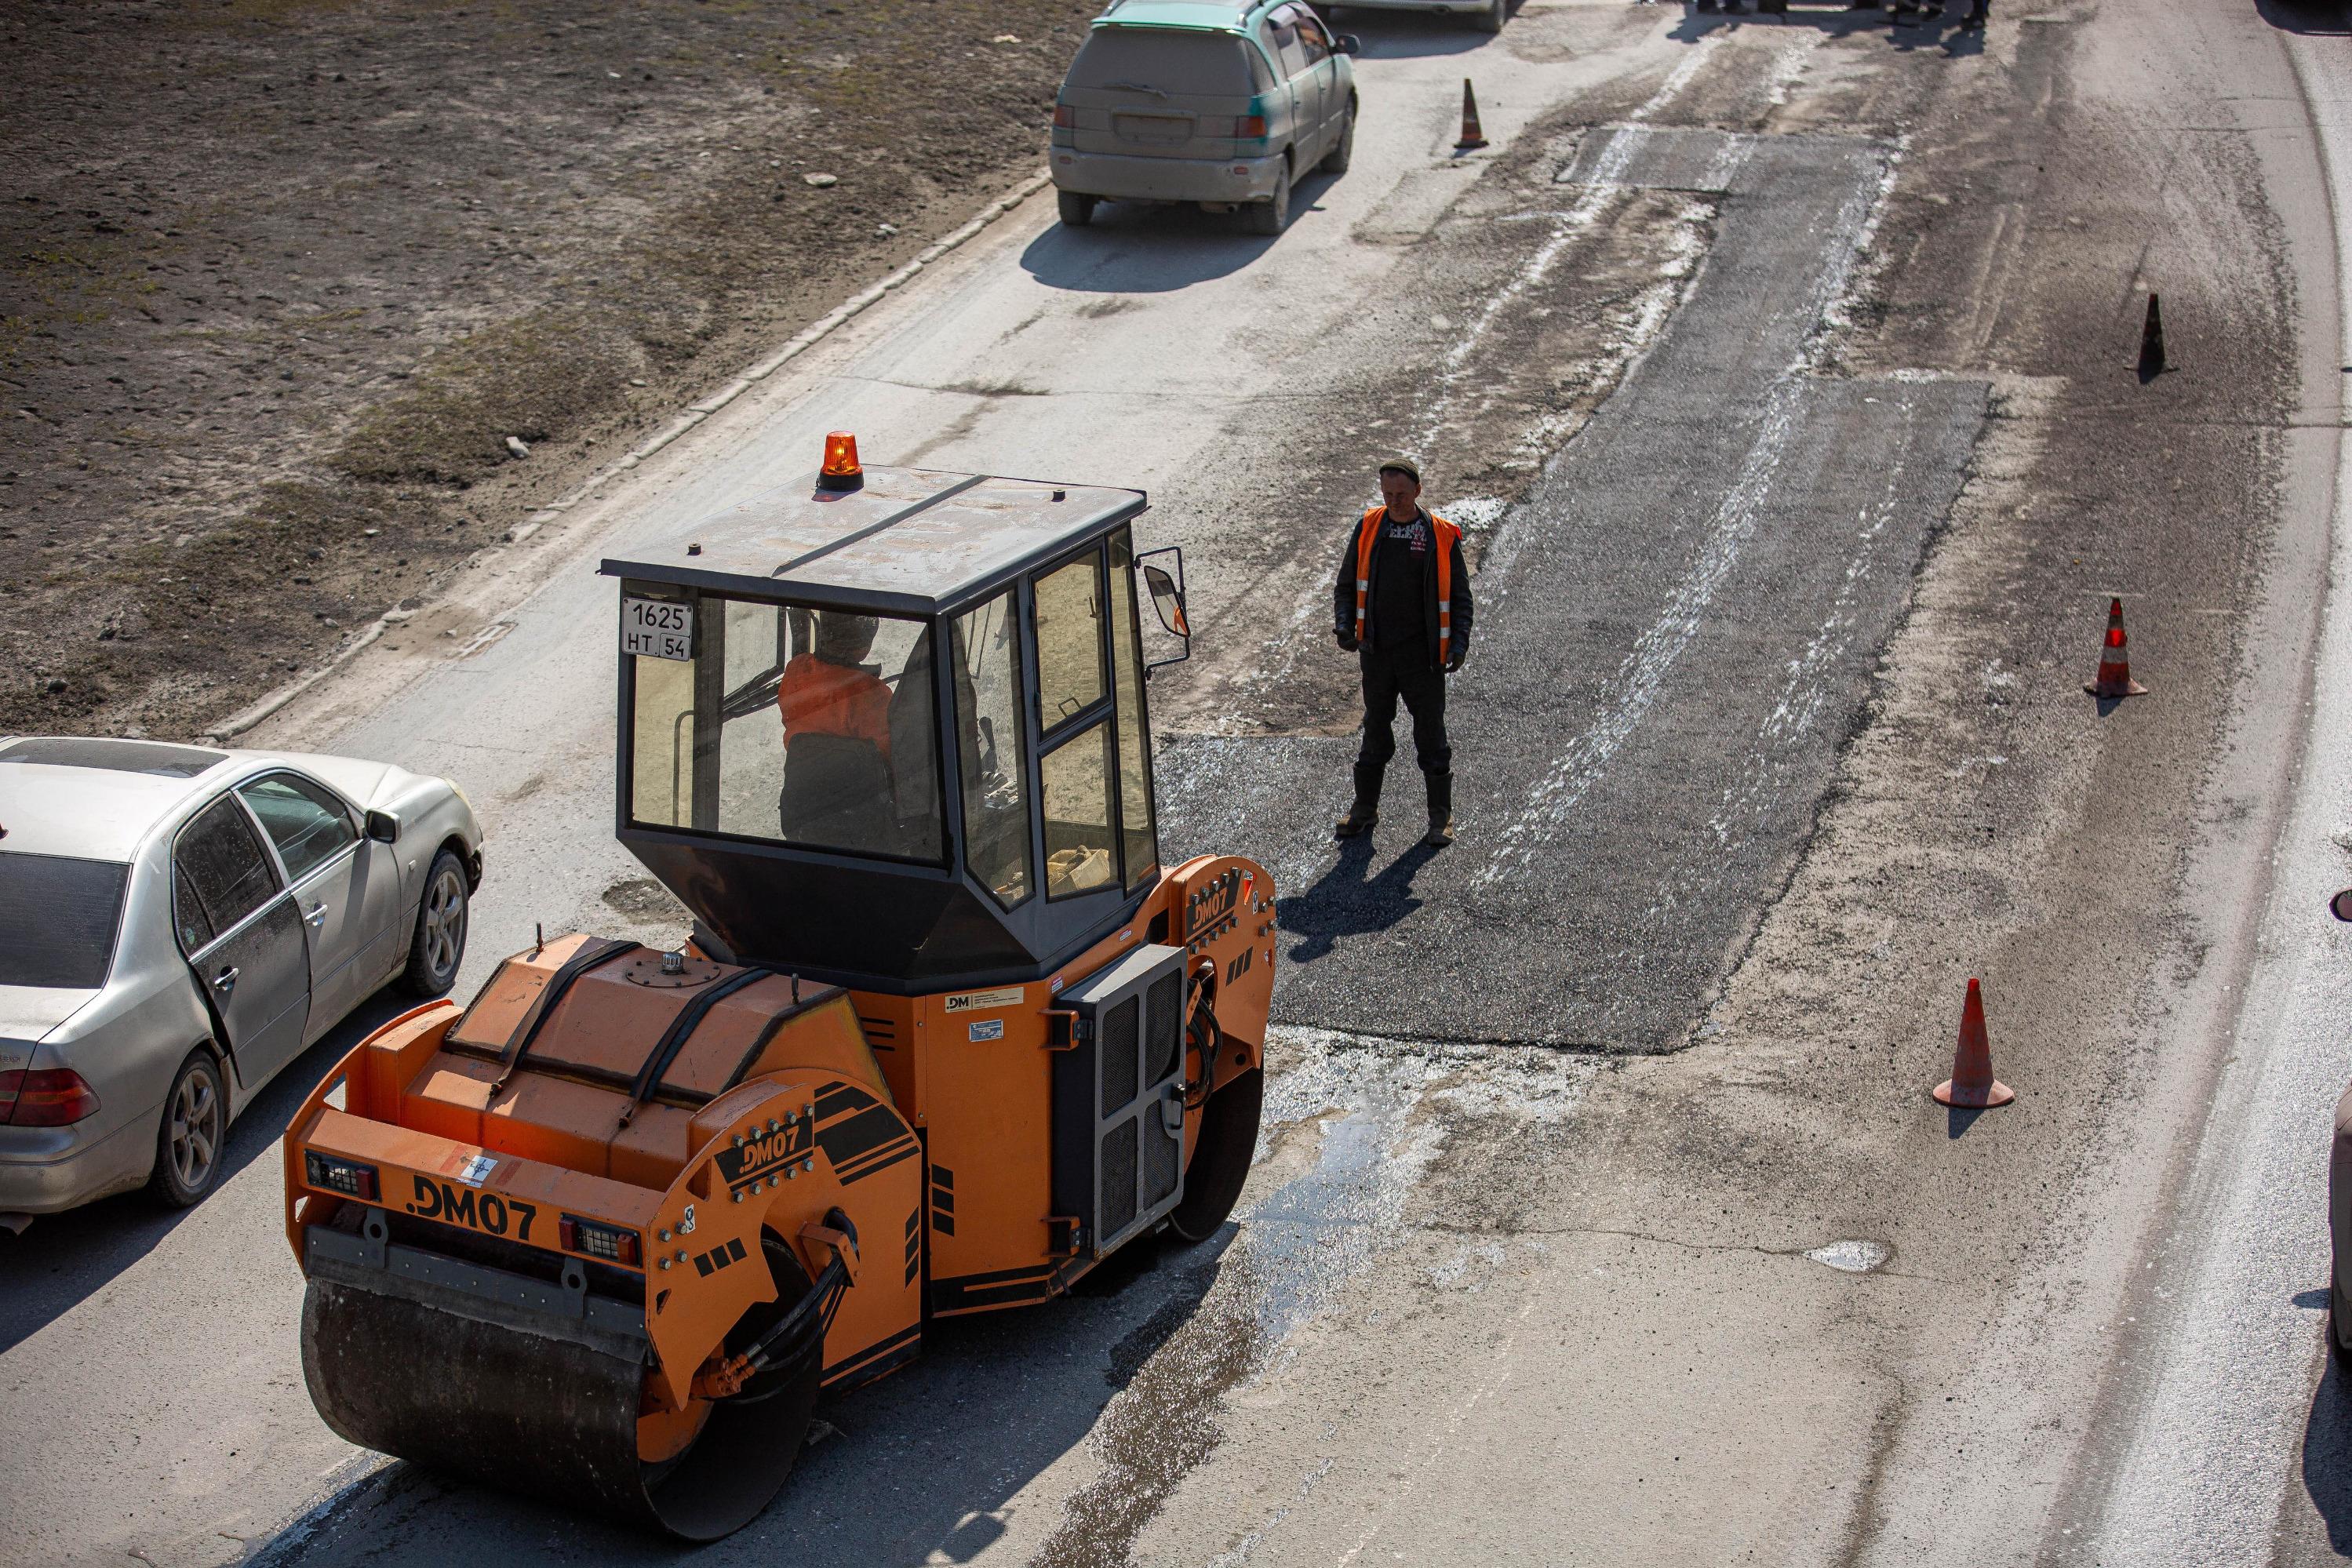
[1331,457,1473,848]
[776,611,892,755]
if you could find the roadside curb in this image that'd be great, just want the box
[204,168,1054,744]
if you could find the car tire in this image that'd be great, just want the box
[399,848,470,997]
[1057,190,1097,227]
[1474,0,1507,32]
[1245,163,1291,236]
[1320,102,1355,175]
[147,1050,228,1208]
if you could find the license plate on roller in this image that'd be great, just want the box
[622,597,694,660]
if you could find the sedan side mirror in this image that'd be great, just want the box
[366,809,401,844]
[1334,33,1362,54]
[2332,889,2352,922]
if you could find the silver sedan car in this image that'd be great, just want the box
[0,736,484,1224]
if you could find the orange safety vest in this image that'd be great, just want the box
[776,654,893,757]
[1353,506,1462,665]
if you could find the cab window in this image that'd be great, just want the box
[236,773,357,883]
[1108,531,1159,890]
[1040,720,1118,900]
[954,590,1034,909]
[1032,550,1107,737]
[626,586,944,864]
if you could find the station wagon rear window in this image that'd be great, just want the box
[0,852,129,989]
[1067,28,1270,96]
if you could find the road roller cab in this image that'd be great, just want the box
[282,444,1275,1539]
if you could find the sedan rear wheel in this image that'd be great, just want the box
[400,849,470,997]
[148,1050,227,1208]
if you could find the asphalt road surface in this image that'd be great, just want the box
[4,0,2350,1565]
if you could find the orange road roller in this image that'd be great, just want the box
[282,444,1275,1538]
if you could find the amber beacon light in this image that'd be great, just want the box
[817,430,865,492]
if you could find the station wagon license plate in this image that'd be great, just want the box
[622,597,694,660]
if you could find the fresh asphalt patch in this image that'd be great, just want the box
[1161,127,1989,1053]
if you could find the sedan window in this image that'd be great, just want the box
[177,796,282,937]
[0,852,129,989]
[237,774,359,883]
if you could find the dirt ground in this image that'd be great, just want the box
[0,0,1101,739]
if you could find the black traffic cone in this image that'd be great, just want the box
[2137,293,2167,381]
[1456,79,1489,151]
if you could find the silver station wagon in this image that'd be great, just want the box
[0,737,483,1224]
[1050,0,1360,235]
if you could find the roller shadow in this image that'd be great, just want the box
[252,1224,1244,1567]
[0,986,422,1356]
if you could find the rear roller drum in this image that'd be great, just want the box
[1170,1068,1262,1242]
[301,1234,823,1540]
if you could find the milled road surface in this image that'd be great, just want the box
[3,1,2347,1565]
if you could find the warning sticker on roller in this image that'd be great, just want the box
[967,1019,1005,1042]
[943,986,1023,1014]
[454,1153,497,1188]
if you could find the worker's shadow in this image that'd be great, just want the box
[2299,1302,2352,1548]
[1276,837,1441,964]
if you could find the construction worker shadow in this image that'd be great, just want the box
[2297,1312,2352,1549]
[0,988,417,1359]
[1276,836,1442,964]
[257,1222,1242,1566]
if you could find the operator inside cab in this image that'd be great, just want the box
[775,610,927,854]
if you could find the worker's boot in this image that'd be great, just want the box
[1334,763,1382,839]
[1423,771,1455,849]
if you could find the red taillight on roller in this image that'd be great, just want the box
[0,1068,99,1127]
[1053,104,1076,129]
[304,1150,379,1200]
[560,1213,642,1267]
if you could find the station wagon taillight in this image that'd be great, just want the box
[1236,114,1267,138]
[0,1068,100,1127]
[560,1213,642,1267]
[1053,104,1076,129]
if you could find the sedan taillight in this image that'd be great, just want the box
[0,1068,100,1127]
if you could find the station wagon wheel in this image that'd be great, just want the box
[1058,190,1097,227]
[1320,100,1355,176]
[1473,0,1507,30]
[1245,162,1291,237]
[400,848,471,997]
[148,1050,227,1208]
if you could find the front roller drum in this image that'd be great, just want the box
[301,1271,820,1541]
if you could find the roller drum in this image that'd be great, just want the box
[301,1275,819,1541]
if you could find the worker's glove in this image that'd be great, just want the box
[1444,649,1466,673]
[1334,631,1359,652]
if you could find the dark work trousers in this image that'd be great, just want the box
[1355,642,1450,798]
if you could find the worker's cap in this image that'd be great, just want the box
[1376,457,1422,484]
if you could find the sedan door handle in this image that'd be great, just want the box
[212,966,240,995]
[304,904,328,928]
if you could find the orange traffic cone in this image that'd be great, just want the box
[1456,79,1489,151]
[2084,596,2149,699]
[1933,978,2014,1108]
